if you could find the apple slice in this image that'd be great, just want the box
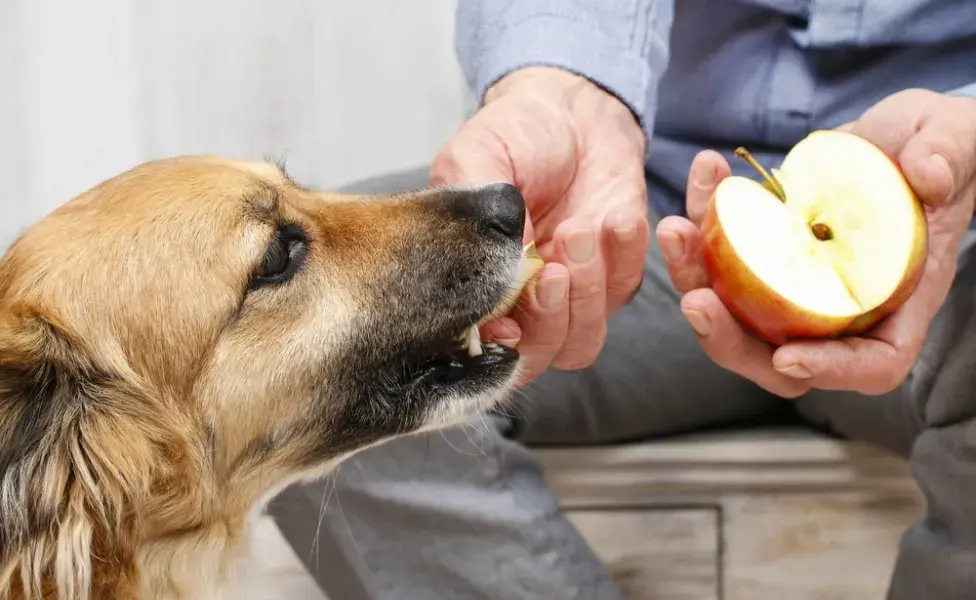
[461,242,545,356]
[700,130,928,346]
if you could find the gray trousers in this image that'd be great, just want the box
[270,166,976,600]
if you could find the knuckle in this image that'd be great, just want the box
[569,275,605,304]
[608,272,644,305]
[553,329,607,371]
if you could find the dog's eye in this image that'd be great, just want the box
[250,225,307,289]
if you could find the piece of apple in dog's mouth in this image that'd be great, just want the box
[459,241,545,357]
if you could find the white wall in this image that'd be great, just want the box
[0,0,474,248]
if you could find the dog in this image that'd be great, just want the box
[0,156,533,599]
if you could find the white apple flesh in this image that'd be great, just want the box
[701,130,928,346]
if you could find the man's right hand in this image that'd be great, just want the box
[430,67,650,385]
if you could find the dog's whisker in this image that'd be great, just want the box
[310,471,339,575]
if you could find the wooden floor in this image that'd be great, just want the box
[537,428,925,600]
[226,428,925,600]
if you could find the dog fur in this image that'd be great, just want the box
[0,156,529,599]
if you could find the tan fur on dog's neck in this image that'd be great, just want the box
[0,321,314,600]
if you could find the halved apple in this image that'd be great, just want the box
[461,242,545,356]
[700,130,928,346]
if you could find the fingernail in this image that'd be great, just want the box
[540,275,569,310]
[776,363,813,380]
[566,230,596,263]
[659,231,683,263]
[693,164,717,190]
[681,308,711,336]
[930,153,955,199]
[614,225,639,244]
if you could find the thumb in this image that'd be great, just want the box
[430,116,536,244]
[849,89,976,206]
[429,120,514,188]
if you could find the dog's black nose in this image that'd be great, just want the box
[451,183,526,241]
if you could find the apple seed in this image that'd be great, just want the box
[811,223,833,241]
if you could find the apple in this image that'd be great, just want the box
[700,130,928,346]
[462,242,545,356]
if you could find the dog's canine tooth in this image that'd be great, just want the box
[463,325,483,357]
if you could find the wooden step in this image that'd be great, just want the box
[535,428,925,600]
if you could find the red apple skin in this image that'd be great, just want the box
[699,195,856,347]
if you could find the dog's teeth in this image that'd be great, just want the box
[465,326,483,357]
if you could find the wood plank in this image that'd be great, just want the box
[538,428,926,599]
[536,428,919,509]
[722,492,923,600]
[566,509,719,600]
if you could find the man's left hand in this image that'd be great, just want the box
[657,88,976,398]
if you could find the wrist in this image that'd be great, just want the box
[484,67,587,104]
[485,67,645,153]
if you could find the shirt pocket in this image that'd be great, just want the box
[792,0,976,48]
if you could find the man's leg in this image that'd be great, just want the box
[273,167,787,600]
[793,230,976,599]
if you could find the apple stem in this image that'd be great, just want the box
[734,147,787,202]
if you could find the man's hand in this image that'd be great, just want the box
[657,88,976,398]
[431,67,650,384]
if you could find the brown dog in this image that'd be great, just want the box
[0,156,532,599]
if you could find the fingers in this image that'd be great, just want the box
[896,106,976,206]
[549,221,608,370]
[479,317,521,348]
[680,289,811,398]
[653,149,729,297]
[512,263,571,386]
[685,150,730,225]
[850,88,976,206]
[770,337,908,395]
[603,204,651,312]
[675,91,976,398]
[657,216,709,294]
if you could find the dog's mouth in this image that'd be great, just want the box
[398,242,544,391]
[406,334,518,390]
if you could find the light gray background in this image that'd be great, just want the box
[0,0,474,248]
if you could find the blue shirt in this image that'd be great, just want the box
[455,0,976,218]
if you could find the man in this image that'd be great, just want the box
[282,1,976,598]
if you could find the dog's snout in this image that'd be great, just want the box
[451,183,525,241]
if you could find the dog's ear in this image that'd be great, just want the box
[0,303,151,599]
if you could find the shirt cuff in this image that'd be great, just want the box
[948,83,976,99]
[469,14,662,152]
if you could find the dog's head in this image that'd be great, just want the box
[0,157,533,598]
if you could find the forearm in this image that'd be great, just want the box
[455,0,674,146]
